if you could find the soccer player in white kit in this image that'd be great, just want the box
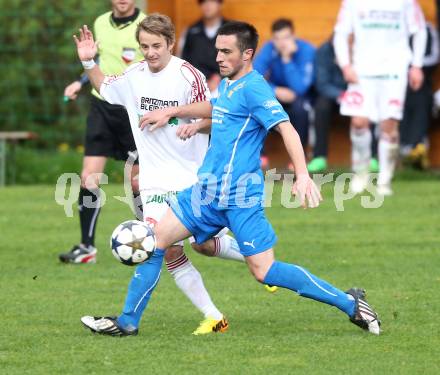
[334,0,427,195]
[74,14,245,335]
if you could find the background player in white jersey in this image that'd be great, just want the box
[74,14,244,335]
[334,0,427,195]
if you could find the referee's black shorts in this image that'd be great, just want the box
[84,95,137,161]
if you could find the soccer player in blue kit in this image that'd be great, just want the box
[86,20,381,336]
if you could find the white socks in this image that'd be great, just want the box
[167,253,223,320]
[166,235,243,320]
[350,128,372,173]
[378,137,398,186]
[213,234,245,262]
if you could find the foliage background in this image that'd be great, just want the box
[0,0,108,148]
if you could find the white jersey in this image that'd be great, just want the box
[100,56,210,192]
[334,0,426,75]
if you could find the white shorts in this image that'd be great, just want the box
[140,189,228,247]
[340,71,408,123]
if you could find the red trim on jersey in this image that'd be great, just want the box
[181,63,200,99]
[103,74,125,85]
[182,62,204,102]
[182,62,207,103]
[103,60,147,86]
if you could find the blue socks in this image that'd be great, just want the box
[263,261,355,317]
[117,253,355,329]
[117,249,165,329]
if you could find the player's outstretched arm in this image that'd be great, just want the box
[274,121,322,208]
[139,101,213,131]
[73,25,105,93]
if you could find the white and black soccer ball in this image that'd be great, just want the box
[110,220,156,266]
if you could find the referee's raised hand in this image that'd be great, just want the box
[73,25,98,61]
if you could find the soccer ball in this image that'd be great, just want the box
[110,220,156,266]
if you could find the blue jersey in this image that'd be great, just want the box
[253,39,315,96]
[197,70,289,207]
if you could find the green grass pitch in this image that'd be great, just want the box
[1,178,439,374]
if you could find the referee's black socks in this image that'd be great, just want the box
[133,191,143,221]
[78,187,101,248]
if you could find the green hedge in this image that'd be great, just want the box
[0,0,108,148]
[5,145,439,186]
[7,146,125,185]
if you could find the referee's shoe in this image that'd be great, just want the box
[59,244,97,264]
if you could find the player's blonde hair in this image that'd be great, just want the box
[136,13,175,46]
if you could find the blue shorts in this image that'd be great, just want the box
[169,186,277,257]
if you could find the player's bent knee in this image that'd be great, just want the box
[351,117,369,129]
[380,120,399,142]
[131,177,139,194]
[154,224,177,250]
[246,250,275,283]
[164,245,184,263]
[250,268,267,283]
[191,241,215,257]
[130,165,140,193]
[80,170,100,189]
[248,263,272,283]
[154,231,167,250]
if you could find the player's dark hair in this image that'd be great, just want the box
[198,0,223,3]
[217,21,259,57]
[271,18,294,33]
[136,13,175,46]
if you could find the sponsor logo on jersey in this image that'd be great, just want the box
[191,81,199,102]
[213,105,229,113]
[360,9,401,30]
[263,100,280,109]
[342,91,364,107]
[168,117,178,126]
[140,97,179,111]
[362,22,400,30]
[388,98,402,108]
[122,47,136,64]
[363,74,399,80]
[144,192,177,204]
[369,10,401,21]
